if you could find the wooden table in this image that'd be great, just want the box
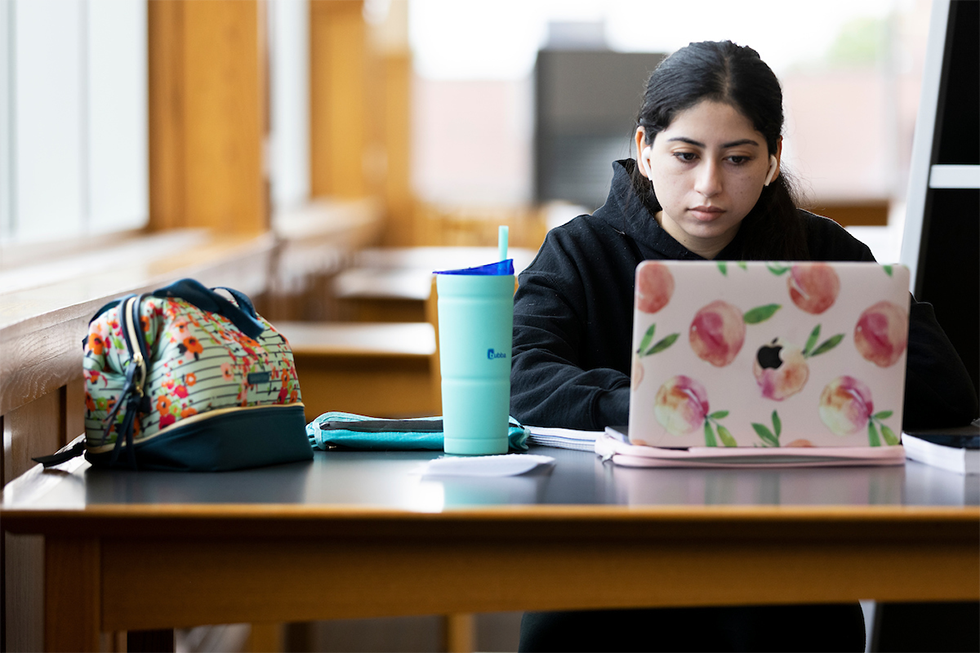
[2,447,978,651]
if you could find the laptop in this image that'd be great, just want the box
[624,260,910,449]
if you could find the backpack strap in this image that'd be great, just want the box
[32,440,87,467]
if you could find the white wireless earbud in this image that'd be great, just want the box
[764,155,778,186]
[642,145,654,182]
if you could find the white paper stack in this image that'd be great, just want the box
[526,427,603,452]
[598,429,906,468]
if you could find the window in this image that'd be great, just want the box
[1,0,147,245]
[268,0,310,213]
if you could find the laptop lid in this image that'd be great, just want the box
[628,261,910,448]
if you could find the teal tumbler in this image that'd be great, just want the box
[436,272,514,455]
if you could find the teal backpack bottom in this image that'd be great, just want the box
[85,404,313,472]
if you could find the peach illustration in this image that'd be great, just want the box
[654,375,709,436]
[637,262,674,314]
[854,301,908,367]
[631,356,645,389]
[689,300,746,367]
[753,339,809,400]
[788,263,840,314]
[819,376,874,436]
[785,439,815,447]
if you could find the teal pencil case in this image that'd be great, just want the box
[306,411,530,452]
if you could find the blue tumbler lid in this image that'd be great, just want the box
[434,259,514,276]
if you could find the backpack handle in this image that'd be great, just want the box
[152,278,266,338]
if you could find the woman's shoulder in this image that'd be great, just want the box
[798,209,876,262]
[522,211,640,292]
[522,215,596,279]
[550,209,625,238]
[539,211,629,258]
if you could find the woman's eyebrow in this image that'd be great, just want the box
[722,139,761,148]
[667,137,705,147]
[667,137,761,148]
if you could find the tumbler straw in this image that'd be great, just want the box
[498,225,509,262]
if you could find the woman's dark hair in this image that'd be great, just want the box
[631,40,809,260]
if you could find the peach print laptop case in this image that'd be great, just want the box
[628,261,911,448]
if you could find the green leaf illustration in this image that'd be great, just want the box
[752,423,779,447]
[743,304,781,324]
[708,410,730,419]
[718,261,728,276]
[883,265,893,276]
[737,261,748,271]
[868,422,881,447]
[637,323,656,354]
[803,325,821,357]
[767,264,790,275]
[808,333,844,357]
[644,333,680,356]
[880,424,899,446]
[873,410,893,420]
[704,421,718,447]
[717,425,737,447]
[772,410,782,438]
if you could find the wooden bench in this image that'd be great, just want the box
[278,321,440,420]
[332,268,434,322]
[332,246,535,322]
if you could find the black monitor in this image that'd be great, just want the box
[899,0,979,405]
[533,50,666,210]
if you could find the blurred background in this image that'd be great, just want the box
[0,0,932,262]
[410,0,927,247]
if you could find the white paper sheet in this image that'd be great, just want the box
[422,454,556,477]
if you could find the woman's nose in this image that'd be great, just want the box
[694,161,722,197]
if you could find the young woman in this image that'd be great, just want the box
[510,40,976,435]
[510,40,977,652]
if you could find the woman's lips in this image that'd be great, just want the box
[689,206,724,221]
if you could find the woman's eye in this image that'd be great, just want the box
[673,152,697,162]
[727,155,750,165]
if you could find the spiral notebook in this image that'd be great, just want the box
[617,260,910,461]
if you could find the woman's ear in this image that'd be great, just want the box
[635,127,653,179]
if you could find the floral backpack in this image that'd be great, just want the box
[35,278,313,471]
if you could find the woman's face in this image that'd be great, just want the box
[636,100,781,259]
